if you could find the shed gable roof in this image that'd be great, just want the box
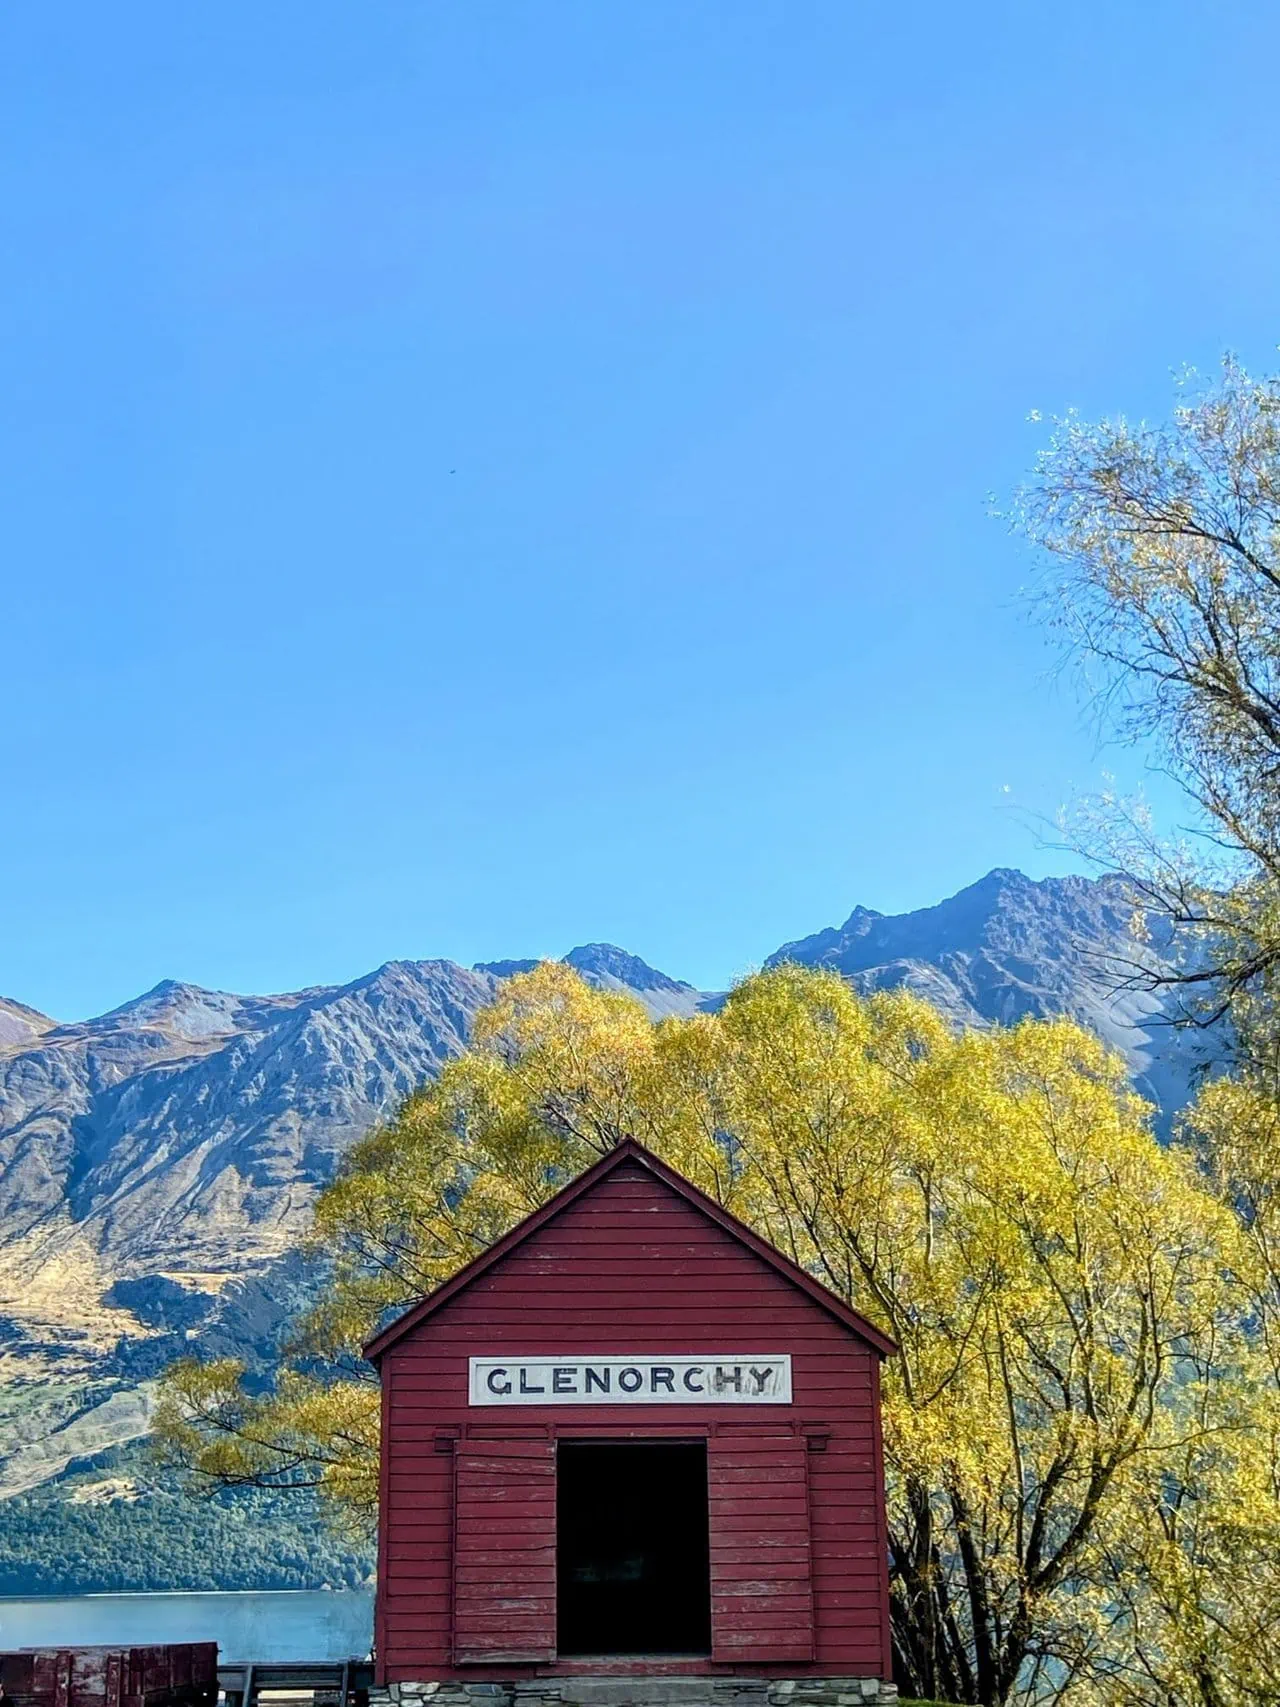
[363,1137,898,1363]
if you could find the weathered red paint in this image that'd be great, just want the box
[368,1139,896,1684]
[0,1646,218,1707]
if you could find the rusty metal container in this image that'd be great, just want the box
[0,1644,218,1707]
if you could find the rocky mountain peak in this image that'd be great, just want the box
[0,997,56,1050]
[85,979,255,1042]
[352,958,494,997]
[473,946,702,1018]
[473,957,542,979]
[837,904,883,935]
[562,943,694,994]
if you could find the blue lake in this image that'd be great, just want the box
[0,1590,374,1660]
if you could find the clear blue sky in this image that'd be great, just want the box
[5,2,1279,1020]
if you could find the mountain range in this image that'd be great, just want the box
[0,868,1211,1578]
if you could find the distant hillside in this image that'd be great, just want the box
[767,868,1205,1119]
[0,869,1208,1588]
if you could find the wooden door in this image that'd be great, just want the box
[453,1436,557,1663]
[708,1428,815,1663]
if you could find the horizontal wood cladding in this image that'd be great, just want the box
[452,1440,556,1665]
[379,1157,889,1682]
[709,1431,814,1665]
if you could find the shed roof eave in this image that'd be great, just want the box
[361,1136,900,1364]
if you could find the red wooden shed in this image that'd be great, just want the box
[365,1139,897,1706]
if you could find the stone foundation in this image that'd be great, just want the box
[369,1679,896,1707]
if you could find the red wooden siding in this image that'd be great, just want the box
[454,1439,556,1664]
[377,1152,890,1683]
[709,1428,814,1664]
[0,1646,218,1707]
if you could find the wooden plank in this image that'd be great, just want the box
[710,1560,814,1581]
[812,1590,890,1610]
[452,1268,819,1284]
[708,1431,814,1664]
[404,1298,866,1319]
[710,1548,814,1567]
[452,1438,556,1664]
[715,1586,823,1605]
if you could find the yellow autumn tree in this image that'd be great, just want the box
[1102,1074,1280,1707]
[1020,355,1280,1078]
[1012,351,1280,1704]
[156,962,1260,1706]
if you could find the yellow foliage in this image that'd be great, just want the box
[156,962,1279,1705]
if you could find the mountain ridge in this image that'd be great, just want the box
[0,868,1208,1533]
[0,996,56,1048]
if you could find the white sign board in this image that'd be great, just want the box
[468,1354,792,1406]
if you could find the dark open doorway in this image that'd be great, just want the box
[557,1440,711,1656]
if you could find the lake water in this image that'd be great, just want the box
[0,1589,374,1660]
